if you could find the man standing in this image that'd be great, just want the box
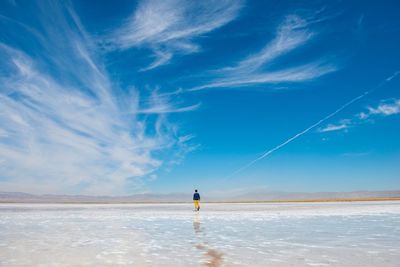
[193,189,200,211]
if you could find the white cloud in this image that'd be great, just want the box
[139,102,200,114]
[221,15,315,75]
[0,2,196,195]
[356,99,400,120]
[191,61,336,91]
[137,90,201,114]
[190,14,337,91]
[139,50,172,71]
[318,122,350,133]
[319,99,400,134]
[365,99,400,117]
[109,0,243,70]
[357,112,368,120]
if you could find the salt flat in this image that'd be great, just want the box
[0,201,399,266]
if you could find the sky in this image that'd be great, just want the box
[0,0,399,197]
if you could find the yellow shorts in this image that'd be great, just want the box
[193,200,200,209]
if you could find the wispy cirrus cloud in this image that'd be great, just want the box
[221,15,315,74]
[191,61,337,91]
[0,1,196,195]
[139,50,173,71]
[139,102,201,114]
[108,0,243,70]
[190,14,337,91]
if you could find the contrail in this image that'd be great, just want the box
[227,71,400,179]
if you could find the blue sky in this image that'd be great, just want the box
[0,0,399,196]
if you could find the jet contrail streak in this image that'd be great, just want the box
[227,71,400,179]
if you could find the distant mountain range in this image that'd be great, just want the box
[0,192,191,203]
[1,190,400,203]
[232,190,400,202]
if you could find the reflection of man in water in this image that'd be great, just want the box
[193,210,224,266]
[193,213,201,234]
[193,189,201,211]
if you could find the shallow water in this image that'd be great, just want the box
[1,202,400,266]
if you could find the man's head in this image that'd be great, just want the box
[195,189,198,192]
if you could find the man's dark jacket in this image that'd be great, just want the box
[193,193,200,200]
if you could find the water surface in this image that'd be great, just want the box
[1,202,399,266]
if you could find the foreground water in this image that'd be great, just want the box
[0,202,399,266]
